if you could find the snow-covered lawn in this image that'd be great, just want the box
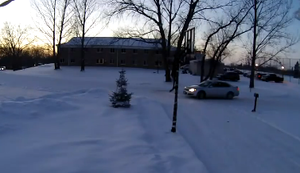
[0,65,206,173]
[1,64,300,173]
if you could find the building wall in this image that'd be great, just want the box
[58,47,166,69]
[189,60,224,76]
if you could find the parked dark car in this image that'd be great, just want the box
[261,74,284,83]
[256,73,267,80]
[182,69,188,74]
[234,69,244,74]
[216,72,240,81]
[243,72,251,77]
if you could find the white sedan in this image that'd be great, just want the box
[183,80,240,99]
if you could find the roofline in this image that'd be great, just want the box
[59,36,176,49]
[59,45,174,50]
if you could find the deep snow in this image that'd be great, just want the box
[1,64,300,173]
[0,65,207,173]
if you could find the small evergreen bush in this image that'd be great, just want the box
[109,69,133,108]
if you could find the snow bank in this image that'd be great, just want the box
[0,88,207,173]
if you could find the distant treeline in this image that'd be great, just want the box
[0,46,54,70]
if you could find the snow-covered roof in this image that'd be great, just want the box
[61,37,175,50]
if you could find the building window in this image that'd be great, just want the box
[120,59,126,65]
[143,60,148,66]
[110,48,115,53]
[155,60,162,67]
[144,50,149,54]
[96,58,104,64]
[121,49,126,53]
[97,48,103,53]
[70,59,75,63]
[60,59,65,63]
[109,59,114,64]
[133,49,137,54]
[132,59,137,65]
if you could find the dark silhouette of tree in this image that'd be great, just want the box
[295,1,300,21]
[32,0,73,70]
[0,22,35,70]
[107,0,230,82]
[72,0,100,72]
[200,1,254,82]
[246,0,298,88]
[0,0,15,7]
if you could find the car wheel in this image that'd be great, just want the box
[226,92,234,99]
[197,91,206,99]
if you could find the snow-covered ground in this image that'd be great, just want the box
[1,64,300,173]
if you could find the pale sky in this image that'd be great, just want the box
[0,0,299,65]
[0,0,114,40]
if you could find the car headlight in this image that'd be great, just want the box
[189,88,196,92]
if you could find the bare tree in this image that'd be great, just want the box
[296,9,300,20]
[72,0,100,71]
[203,36,232,80]
[246,0,298,88]
[0,0,15,7]
[296,0,300,20]
[0,22,35,70]
[27,46,50,60]
[32,0,73,70]
[106,0,230,82]
[203,24,252,80]
[199,1,253,81]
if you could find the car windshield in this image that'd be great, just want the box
[199,81,211,87]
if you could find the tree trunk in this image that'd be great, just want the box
[80,30,85,71]
[56,45,61,69]
[57,55,61,69]
[210,59,219,79]
[53,1,58,70]
[80,46,85,71]
[208,62,215,80]
[55,55,60,70]
[204,58,215,80]
[53,49,59,70]
[163,58,171,82]
[200,55,206,82]
[165,68,171,82]
[249,0,257,88]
